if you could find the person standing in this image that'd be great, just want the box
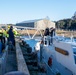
[44,28,49,36]
[8,26,15,46]
[49,27,55,44]
[43,28,49,45]
[1,28,6,44]
[0,39,2,54]
[0,29,3,43]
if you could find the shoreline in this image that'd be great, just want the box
[17,30,76,38]
[56,30,76,38]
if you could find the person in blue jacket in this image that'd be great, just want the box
[8,26,15,46]
[0,39,2,54]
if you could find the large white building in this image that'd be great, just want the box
[16,18,55,30]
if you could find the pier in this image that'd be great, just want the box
[0,37,47,75]
[16,41,30,75]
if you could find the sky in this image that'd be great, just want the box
[0,0,76,24]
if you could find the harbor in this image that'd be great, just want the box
[0,36,50,75]
[0,22,76,75]
[0,0,76,75]
[0,33,75,75]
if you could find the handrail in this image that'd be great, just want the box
[0,45,8,75]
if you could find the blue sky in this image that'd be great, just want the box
[0,0,76,24]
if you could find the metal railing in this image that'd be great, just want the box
[0,45,8,75]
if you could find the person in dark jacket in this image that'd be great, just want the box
[49,27,53,37]
[44,28,49,36]
[49,27,55,43]
[8,26,15,46]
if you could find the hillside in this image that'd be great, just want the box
[55,19,76,30]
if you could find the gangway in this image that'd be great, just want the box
[14,26,43,40]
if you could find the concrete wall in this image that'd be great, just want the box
[34,20,46,30]
[16,19,55,30]
[34,19,55,30]
[47,20,55,28]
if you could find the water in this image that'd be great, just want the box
[22,36,76,75]
[24,39,38,52]
[57,36,76,43]
[22,35,76,52]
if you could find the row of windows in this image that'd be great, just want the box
[16,23,34,27]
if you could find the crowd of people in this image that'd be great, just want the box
[0,26,18,53]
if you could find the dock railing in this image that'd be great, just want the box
[0,45,8,75]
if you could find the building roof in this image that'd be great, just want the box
[17,19,43,24]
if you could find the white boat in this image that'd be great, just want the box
[53,38,76,75]
[41,36,76,75]
[21,35,76,75]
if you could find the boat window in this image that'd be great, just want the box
[73,47,76,54]
[73,47,76,64]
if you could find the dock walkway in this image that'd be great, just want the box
[1,38,30,75]
[16,42,30,75]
